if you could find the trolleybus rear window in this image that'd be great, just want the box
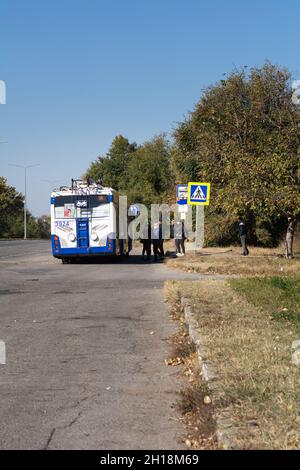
[54,195,110,218]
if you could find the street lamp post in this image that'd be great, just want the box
[9,163,40,240]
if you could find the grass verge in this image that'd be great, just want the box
[231,276,300,333]
[165,276,300,449]
[164,282,217,449]
[165,246,300,277]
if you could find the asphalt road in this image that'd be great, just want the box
[0,240,200,450]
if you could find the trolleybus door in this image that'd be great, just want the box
[77,219,89,248]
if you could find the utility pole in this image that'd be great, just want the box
[9,163,40,240]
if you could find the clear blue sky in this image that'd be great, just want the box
[0,0,300,215]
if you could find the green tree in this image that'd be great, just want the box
[36,215,51,239]
[0,177,23,237]
[0,177,46,239]
[4,211,42,239]
[174,63,300,246]
[126,134,174,206]
[85,134,174,207]
[85,135,137,190]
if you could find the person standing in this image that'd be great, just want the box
[151,223,159,262]
[239,220,249,256]
[286,217,294,259]
[141,222,151,261]
[174,220,186,257]
[152,222,161,262]
[158,220,165,259]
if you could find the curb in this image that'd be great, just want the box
[181,296,236,450]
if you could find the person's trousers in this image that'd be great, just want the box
[175,239,185,254]
[153,242,160,261]
[158,241,164,257]
[286,235,294,259]
[240,235,249,256]
[142,242,151,259]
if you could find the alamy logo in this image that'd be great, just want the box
[0,80,6,104]
[191,185,206,200]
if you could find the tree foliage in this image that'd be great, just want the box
[125,135,173,205]
[85,134,173,206]
[174,63,300,245]
[0,177,50,239]
[85,135,137,191]
[0,177,23,237]
[83,62,300,246]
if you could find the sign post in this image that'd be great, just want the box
[187,182,211,251]
[195,206,204,249]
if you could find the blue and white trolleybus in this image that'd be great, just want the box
[51,179,128,262]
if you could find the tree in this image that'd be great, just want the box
[174,63,300,246]
[85,135,137,191]
[0,177,23,237]
[125,134,174,206]
[85,134,174,207]
[0,177,47,239]
[36,215,51,239]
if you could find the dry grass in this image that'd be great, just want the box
[164,282,217,450]
[165,244,300,277]
[170,279,300,449]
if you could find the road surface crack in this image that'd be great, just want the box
[42,393,99,449]
[44,428,56,450]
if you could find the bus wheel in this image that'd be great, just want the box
[62,258,69,264]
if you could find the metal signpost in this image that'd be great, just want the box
[187,182,211,250]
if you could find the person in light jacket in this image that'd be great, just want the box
[174,220,186,257]
[239,220,249,256]
[286,217,294,259]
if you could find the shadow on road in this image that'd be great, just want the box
[60,252,178,265]
[59,254,173,265]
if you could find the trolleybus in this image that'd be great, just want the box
[51,179,129,262]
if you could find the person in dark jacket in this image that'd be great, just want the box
[239,220,249,256]
[158,221,165,258]
[140,222,151,260]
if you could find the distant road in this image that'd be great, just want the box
[0,240,201,449]
[0,239,50,259]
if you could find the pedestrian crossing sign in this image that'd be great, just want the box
[187,182,211,206]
